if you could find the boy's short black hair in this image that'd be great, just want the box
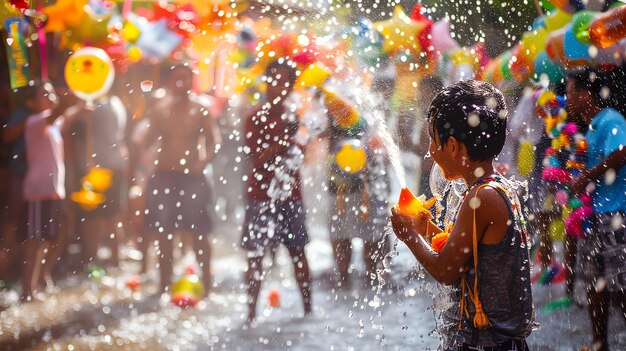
[566,68,607,108]
[427,80,508,162]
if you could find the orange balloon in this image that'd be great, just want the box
[268,289,281,307]
[589,5,626,49]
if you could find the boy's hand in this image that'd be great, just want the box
[569,175,590,195]
[390,207,429,243]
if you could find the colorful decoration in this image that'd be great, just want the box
[517,139,535,177]
[335,139,367,174]
[295,63,332,89]
[0,1,21,30]
[537,90,592,238]
[171,266,205,308]
[3,18,30,89]
[374,5,429,56]
[43,0,88,33]
[429,18,459,55]
[323,89,361,129]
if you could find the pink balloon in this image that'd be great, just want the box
[430,18,459,55]
[555,190,569,206]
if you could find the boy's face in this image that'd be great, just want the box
[428,130,463,181]
[169,67,193,96]
[565,78,593,124]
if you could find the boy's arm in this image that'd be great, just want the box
[391,186,508,285]
[571,147,626,194]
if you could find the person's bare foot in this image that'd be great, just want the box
[20,291,44,303]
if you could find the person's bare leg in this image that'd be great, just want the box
[287,246,312,315]
[332,239,352,285]
[536,213,553,270]
[80,218,101,268]
[565,234,578,299]
[38,241,54,290]
[20,239,39,302]
[193,233,212,293]
[588,285,609,351]
[245,255,264,323]
[138,231,150,275]
[157,234,174,293]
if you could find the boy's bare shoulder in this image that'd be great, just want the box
[464,184,509,213]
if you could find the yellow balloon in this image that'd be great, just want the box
[521,28,549,60]
[545,10,572,32]
[296,63,332,89]
[171,274,205,299]
[71,189,106,211]
[548,217,565,241]
[82,167,113,193]
[128,46,143,62]
[122,19,141,43]
[517,140,535,177]
[64,47,115,102]
[335,140,367,173]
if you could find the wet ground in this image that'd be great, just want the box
[2,220,626,351]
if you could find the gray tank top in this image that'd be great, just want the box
[441,177,535,349]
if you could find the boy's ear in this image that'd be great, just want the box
[447,136,460,160]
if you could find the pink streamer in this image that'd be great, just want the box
[35,0,47,80]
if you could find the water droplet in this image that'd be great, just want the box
[468,113,480,127]
[605,168,616,186]
[469,196,481,209]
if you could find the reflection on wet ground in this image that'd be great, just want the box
[1,225,626,350]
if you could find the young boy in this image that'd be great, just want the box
[566,69,626,351]
[241,59,312,322]
[391,80,534,350]
[21,81,79,301]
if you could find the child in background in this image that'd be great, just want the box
[566,69,626,351]
[391,80,534,350]
[20,81,79,302]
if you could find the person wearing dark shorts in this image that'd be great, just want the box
[140,64,221,294]
[241,200,309,256]
[146,171,214,236]
[241,59,312,323]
